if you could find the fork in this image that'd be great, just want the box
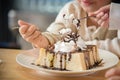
[79,15,96,20]
[12,16,95,30]
[12,26,19,30]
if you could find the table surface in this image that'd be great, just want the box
[0,48,119,80]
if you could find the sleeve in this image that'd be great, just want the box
[86,30,120,57]
[109,3,120,30]
[98,38,120,57]
[42,1,80,45]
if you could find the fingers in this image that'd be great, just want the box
[94,12,109,27]
[20,26,41,43]
[95,12,104,21]
[18,20,41,44]
[21,25,38,38]
[18,20,34,35]
[107,76,120,80]
[18,20,31,26]
[25,30,41,43]
[98,13,109,26]
[89,4,110,17]
[18,20,48,48]
[101,13,109,21]
[105,67,120,78]
[94,7,106,15]
[19,25,29,34]
[89,8,104,16]
[96,12,109,20]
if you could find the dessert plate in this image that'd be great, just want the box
[16,49,119,76]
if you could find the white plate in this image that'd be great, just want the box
[16,49,119,76]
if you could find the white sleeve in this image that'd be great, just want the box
[99,38,120,57]
[87,38,120,57]
[109,3,120,30]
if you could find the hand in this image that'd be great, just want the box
[18,20,49,48]
[105,67,120,80]
[89,4,110,27]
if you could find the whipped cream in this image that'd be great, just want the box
[59,28,71,35]
[53,14,87,53]
[76,37,87,50]
[54,40,76,53]
[54,28,87,53]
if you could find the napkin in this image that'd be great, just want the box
[109,3,120,30]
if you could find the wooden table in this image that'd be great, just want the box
[0,48,119,80]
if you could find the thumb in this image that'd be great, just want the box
[89,8,102,16]
[88,12,96,17]
[89,5,110,16]
[18,20,31,26]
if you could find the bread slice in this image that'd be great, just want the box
[34,45,101,71]
[66,52,87,71]
[34,48,46,66]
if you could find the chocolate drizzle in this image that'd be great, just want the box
[68,52,72,61]
[72,18,81,28]
[56,52,72,70]
[83,50,91,69]
[59,53,63,70]
[46,45,54,53]
[62,33,80,43]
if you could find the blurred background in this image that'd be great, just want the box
[0,0,72,49]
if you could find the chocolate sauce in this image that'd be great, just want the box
[94,59,103,67]
[57,52,70,70]
[64,54,67,70]
[46,45,54,53]
[83,50,91,69]
[41,65,69,71]
[31,63,35,65]
[76,19,80,27]
[68,52,72,61]
[59,52,63,70]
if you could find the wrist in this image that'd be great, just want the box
[32,35,50,49]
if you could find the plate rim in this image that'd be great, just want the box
[16,49,119,74]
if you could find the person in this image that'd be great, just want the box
[90,3,120,80]
[18,0,120,56]
[18,0,120,79]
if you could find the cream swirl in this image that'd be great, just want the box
[54,28,87,53]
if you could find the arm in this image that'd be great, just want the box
[86,26,120,57]
[87,35,120,57]
[18,1,79,48]
[18,20,49,48]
